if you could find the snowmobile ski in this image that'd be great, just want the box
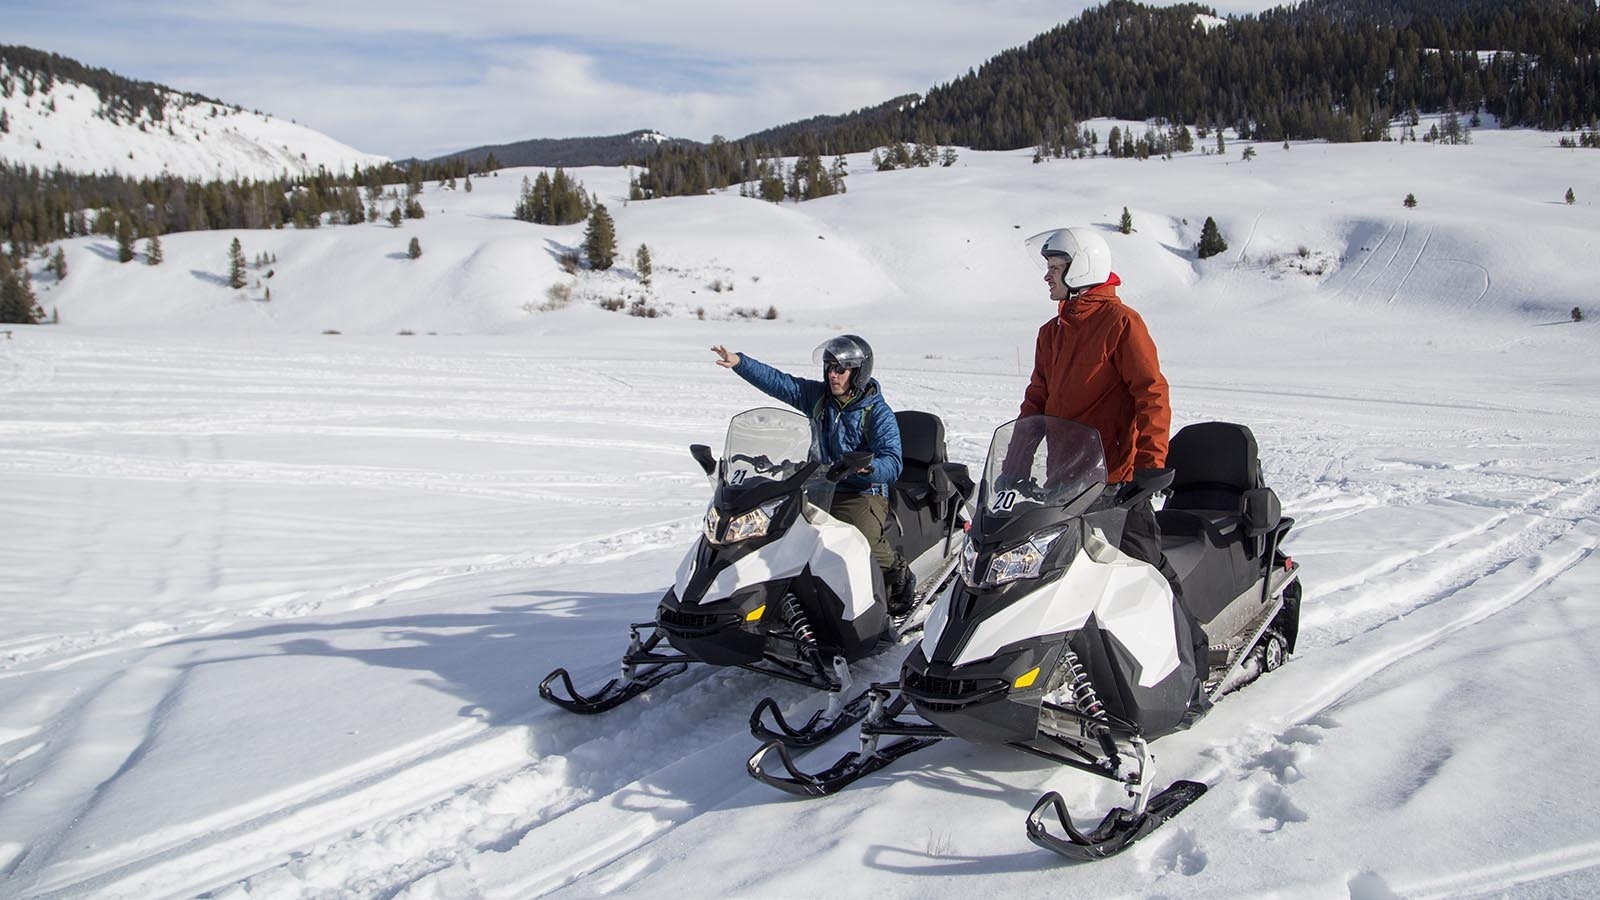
[746,732,941,797]
[1025,779,1207,861]
[748,689,876,747]
[538,623,693,714]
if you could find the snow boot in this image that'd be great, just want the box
[886,560,917,616]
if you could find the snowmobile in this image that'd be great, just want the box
[540,406,976,746]
[747,416,1302,860]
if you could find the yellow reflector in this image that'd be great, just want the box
[1013,666,1041,689]
[746,605,766,622]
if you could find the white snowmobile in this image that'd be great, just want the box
[748,416,1302,860]
[541,406,975,746]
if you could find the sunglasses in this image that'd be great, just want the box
[825,363,852,375]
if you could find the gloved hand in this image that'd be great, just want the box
[1117,468,1171,503]
[995,474,1045,500]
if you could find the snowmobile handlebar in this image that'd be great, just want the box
[826,450,875,483]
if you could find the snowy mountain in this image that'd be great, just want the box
[2,117,1599,899]
[0,47,387,181]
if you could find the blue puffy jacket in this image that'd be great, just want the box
[731,354,903,496]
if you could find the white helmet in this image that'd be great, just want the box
[1024,227,1112,293]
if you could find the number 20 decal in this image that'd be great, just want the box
[991,490,1018,512]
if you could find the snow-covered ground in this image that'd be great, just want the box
[3,121,1599,899]
[0,61,387,180]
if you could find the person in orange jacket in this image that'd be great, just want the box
[1020,226,1175,576]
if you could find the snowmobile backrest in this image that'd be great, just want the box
[1164,421,1264,514]
[896,410,947,469]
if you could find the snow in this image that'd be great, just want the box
[0,62,388,180]
[3,118,1600,899]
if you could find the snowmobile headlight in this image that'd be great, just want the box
[958,534,979,584]
[703,506,721,543]
[717,499,786,544]
[983,525,1071,587]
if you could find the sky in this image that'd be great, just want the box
[5,0,1284,160]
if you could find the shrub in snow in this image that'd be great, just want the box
[407,237,421,260]
[1566,188,1576,205]
[1403,193,1417,209]
[1575,307,1585,323]
[1119,207,1135,234]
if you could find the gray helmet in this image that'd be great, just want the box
[812,334,873,387]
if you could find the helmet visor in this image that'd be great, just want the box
[1024,229,1071,271]
[812,335,868,369]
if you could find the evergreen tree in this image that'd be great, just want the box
[48,246,67,281]
[115,215,136,263]
[1403,193,1418,208]
[1216,130,1226,155]
[1572,306,1583,322]
[227,237,246,288]
[1566,187,1576,205]
[583,204,617,270]
[146,233,163,266]
[407,236,422,259]
[1197,216,1228,259]
[635,243,653,287]
[0,253,44,324]
[1119,207,1135,234]
[388,204,403,227]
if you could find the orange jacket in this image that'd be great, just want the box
[1019,273,1171,482]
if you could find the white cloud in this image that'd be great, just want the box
[8,0,1293,157]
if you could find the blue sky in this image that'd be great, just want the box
[5,0,1282,160]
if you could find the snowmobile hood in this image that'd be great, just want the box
[1058,271,1122,322]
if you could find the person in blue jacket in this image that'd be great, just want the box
[711,334,916,613]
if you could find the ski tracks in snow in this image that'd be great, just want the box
[1144,457,1600,894]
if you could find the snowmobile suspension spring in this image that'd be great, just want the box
[1060,649,1105,720]
[781,596,816,647]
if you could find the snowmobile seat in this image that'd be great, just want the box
[887,411,973,560]
[1157,422,1279,624]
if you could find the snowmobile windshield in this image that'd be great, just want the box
[981,416,1108,518]
[721,407,831,507]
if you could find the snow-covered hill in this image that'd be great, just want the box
[0,58,387,180]
[2,119,1598,899]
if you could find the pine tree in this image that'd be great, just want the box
[584,205,617,271]
[1566,187,1576,205]
[115,215,137,263]
[1119,207,1135,234]
[1,253,43,324]
[1197,216,1228,259]
[1572,306,1583,322]
[1216,130,1226,155]
[146,234,163,266]
[1403,193,1418,208]
[388,204,403,227]
[407,236,422,259]
[227,237,247,288]
[635,243,653,287]
[48,246,67,281]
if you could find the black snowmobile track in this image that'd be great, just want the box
[1026,780,1208,861]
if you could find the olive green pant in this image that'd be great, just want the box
[828,493,897,572]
